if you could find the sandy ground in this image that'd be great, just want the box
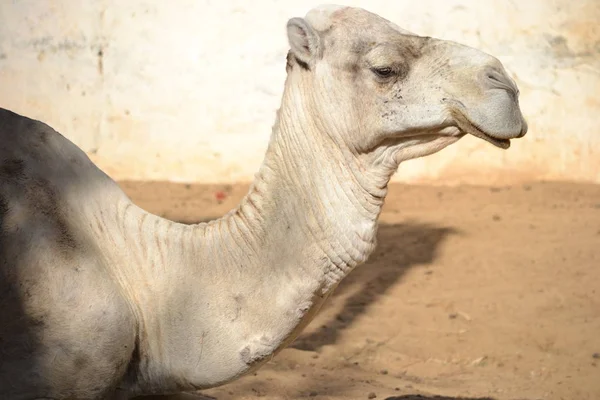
[120,181,600,400]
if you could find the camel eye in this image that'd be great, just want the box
[371,67,394,78]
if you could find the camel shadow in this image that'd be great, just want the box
[291,221,457,351]
[172,217,457,353]
[134,393,494,400]
[193,220,462,400]
[140,184,461,399]
[385,396,494,400]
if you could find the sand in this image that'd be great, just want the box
[120,181,600,400]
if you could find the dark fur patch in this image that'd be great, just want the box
[286,51,310,72]
[286,51,294,72]
[295,57,310,71]
[0,159,26,180]
[27,178,78,251]
[36,127,49,144]
[0,195,8,216]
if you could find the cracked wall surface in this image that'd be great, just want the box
[0,0,598,184]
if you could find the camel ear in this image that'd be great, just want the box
[287,18,320,66]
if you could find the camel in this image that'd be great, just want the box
[0,5,527,400]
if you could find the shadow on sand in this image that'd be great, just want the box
[174,217,457,354]
[291,221,457,352]
[186,219,465,400]
[385,396,494,400]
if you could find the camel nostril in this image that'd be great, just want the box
[486,69,517,99]
[488,74,501,84]
[487,70,507,86]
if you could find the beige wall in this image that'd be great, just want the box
[1,0,598,184]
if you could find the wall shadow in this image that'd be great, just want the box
[291,221,457,351]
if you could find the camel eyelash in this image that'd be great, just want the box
[371,66,395,78]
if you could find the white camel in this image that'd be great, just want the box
[0,5,527,400]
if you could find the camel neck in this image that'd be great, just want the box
[113,78,391,393]
[216,79,386,293]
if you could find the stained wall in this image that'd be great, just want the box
[1,1,598,184]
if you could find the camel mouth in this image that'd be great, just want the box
[469,129,511,149]
[452,112,511,150]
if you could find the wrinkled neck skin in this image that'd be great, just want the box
[249,72,390,290]
[115,72,411,396]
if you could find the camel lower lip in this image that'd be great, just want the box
[475,133,511,149]
[452,111,511,149]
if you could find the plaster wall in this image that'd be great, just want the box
[1,0,598,184]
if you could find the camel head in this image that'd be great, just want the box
[285,5,527,171]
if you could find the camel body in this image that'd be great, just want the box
[0,5,526,399]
